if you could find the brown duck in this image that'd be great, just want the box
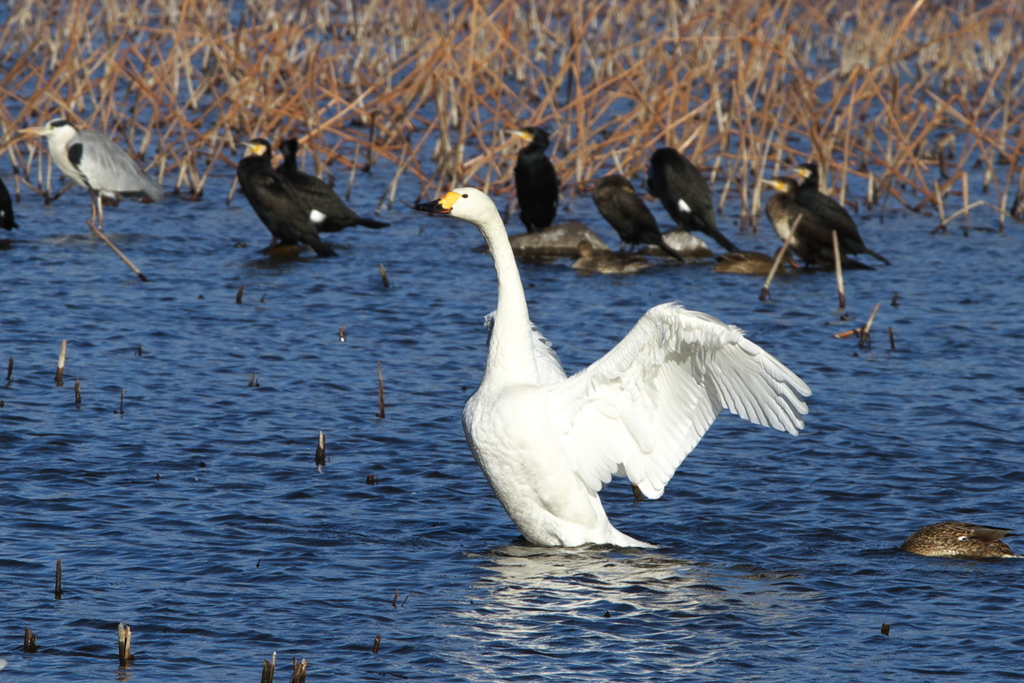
[901,521,1018,559]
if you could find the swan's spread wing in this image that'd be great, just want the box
[546,302,810,499]
[484,312,566,385]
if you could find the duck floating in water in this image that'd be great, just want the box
[901,521,1019,559]
[414,187,811,547]
[572,240,650,274]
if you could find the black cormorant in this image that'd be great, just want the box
[763,176,870,269]
[0,176,16,230]
[647,147,738,252]
[793,162,889,265]
[592,174,686,261]
[236,139,336,257]
[277,139,389,231]
[511,127,559,233]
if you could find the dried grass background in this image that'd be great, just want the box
[1,0,1023,227]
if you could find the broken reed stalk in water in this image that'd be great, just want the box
[376,362,385,419]
[6,356,12,382]
[236,283,244,304]
[117,622,134,667]
[54,558,62,599]
[260,651,276,683]
[315,431,327,470]
[55,340,67,387]
[860,303,882,348]
[759,215,800,302]
[832,230,846,310]
[289,657,308,683]
[378,263,390,288]
[74,378,81,404]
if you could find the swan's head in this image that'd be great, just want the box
[414,187,500,225]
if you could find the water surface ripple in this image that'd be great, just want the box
[1,174,1022,681]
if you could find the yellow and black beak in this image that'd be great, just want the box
[761,178,787,192]
[414,190,462,215]
[509,129,534,144]
[793,166,812,180]
[242,140,269,157]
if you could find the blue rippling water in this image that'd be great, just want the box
[1,169,1022,681]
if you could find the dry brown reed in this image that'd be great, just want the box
[1,0,1023,227]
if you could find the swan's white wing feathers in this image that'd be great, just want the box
[546,302,810,499]
[484,311,567,385]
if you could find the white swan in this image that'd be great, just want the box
[415,188,811,547]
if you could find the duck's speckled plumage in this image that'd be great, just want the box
[901,521,1018,559]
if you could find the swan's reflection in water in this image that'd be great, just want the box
[455,544,817,678]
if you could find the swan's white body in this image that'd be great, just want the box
[417,188,811,547]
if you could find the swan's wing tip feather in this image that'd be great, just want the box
[550,300,810,497]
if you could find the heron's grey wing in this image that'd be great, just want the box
[546,302,810,498]
[75,130,162,200]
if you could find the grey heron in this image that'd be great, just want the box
[648,147,739,253]
[510,127,559,233]
[277,138,388,231]
[236,139,336,257]
[19,118,163,280]
[19,118,163,231]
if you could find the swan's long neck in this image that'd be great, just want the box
[476,212,540,387]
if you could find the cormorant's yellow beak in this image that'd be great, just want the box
[793,166,812,179]
[762,178,787,191]
[509,129,535,144]
[243,140,268,157]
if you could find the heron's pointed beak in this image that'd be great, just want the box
[18,126,48,137]
[414,191,461,215]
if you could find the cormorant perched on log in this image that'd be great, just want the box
[647,147,739,252]
[794,162,889,265]
[277,138,389,231]
[511,127,559,233]
[236,139,336,257]
[592,174,686,261]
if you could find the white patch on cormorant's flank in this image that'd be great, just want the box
[677,198,692,214]
[309,209,327,224]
